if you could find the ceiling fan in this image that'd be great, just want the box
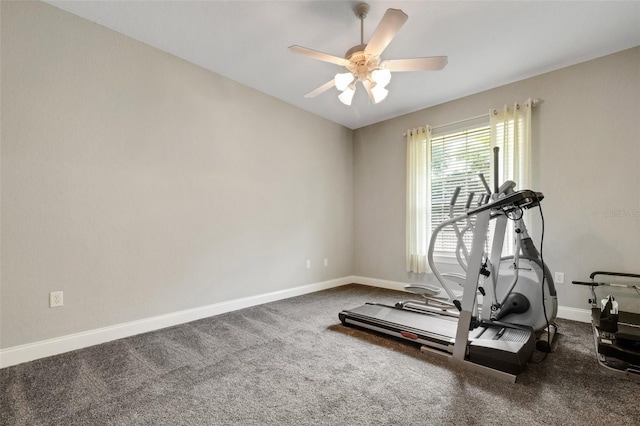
[289,3,448,106]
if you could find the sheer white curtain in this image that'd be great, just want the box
[490,99,532,191]
[406,126,431,273]
[490,99,533,254]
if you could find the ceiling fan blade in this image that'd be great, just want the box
[289,45,349,66]
[364,9,408,57]
[382,56,448,72]
[362,80,375,103]
[304,79,336,98]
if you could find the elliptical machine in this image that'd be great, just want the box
[403,148,558,351]
[487,197,558,351]
[339,147,558,382]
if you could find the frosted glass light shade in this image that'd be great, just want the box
[338,86,356,105]
[334,72,355,91]
[371,69,391,88]
[370,85,388,104]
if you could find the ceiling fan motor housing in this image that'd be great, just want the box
[347,3,380,82]
[345,45,381,82]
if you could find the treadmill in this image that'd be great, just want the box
[339,303,536,376]
[340,186,544,383]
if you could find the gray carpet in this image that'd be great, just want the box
[1,284,639,425]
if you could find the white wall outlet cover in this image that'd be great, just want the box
[50,291,64,307]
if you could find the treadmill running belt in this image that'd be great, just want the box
[341,303,457,341]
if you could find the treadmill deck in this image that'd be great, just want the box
[339,303,536,375]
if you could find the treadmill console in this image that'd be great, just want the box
[468,189,543,216]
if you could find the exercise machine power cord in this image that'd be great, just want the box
[530,192,556,363]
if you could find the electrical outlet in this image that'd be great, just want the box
[554,272,565,284]
[324,258,328,267]
[50,291,63,307]
[306,260,311,269]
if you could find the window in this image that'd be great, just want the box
[405,123,491,272]
[430,125,492,254]
[406,99,533,272]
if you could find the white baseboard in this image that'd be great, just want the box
[0,276,352,369]
[350,275,407,291]
[351,275,592,323]
[556,306,591,323]
[0,275,592,369]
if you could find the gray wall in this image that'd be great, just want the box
[2,1,639,351]
[353,46,640,311]
[1,1,353,348]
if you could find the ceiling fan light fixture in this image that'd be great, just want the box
[371,68,391,88]
[334,72,355,91]
[290,5,448,106]
[338,85,356,105]
[370,85,389,104]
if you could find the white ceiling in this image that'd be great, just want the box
[46,1,640,130]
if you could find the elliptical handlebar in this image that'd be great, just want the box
[478,173,491,197]
[450,187,461,206]
[493,146,500,194]
[449,186,462,218]
[465,192,475,210]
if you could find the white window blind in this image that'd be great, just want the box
[430,125,491,253]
